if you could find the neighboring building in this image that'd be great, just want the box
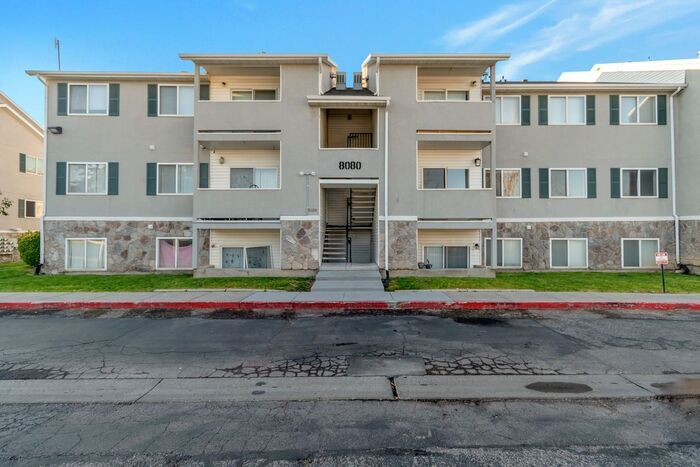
[0,91,44,261]
[26,53,698,274]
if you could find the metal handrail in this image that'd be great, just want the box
[346,132,373,148]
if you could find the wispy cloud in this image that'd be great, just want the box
[443,0,700,79]
[443,0,557,50]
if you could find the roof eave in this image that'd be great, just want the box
[492,82,687,92]
[25,71,194,81]
[180,54,337,68]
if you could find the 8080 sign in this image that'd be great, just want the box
[339,161,362,170]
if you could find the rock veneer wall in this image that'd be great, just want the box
[43,220,192,273]
[377,221,418,270]
[197,228,210,268]
[680,220,700,268]
[281,220,319,270]
[488,220,676,270]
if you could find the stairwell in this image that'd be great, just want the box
[321,188,377,264]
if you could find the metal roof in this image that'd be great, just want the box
[596,70,686,85]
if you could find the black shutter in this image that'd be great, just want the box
[658,168,668,198]
[57,83,68,116]
[19,153,26,173]
[147,84,158,117]
[538,95,548,125]
[200,84,210,101]
[521,168,531,198]
[587,168,596,198]
[610,168,620,198]
[199,162,209,188]
[465,169,470,189]
[586,95,595,125]
[657,95,667,125]
[539,168,549,198]
[146,163,157,195]
[109,83,120,116]
[17,199,24,218]
[108,162,119,195]
[56,162,67,195]
[610,95,620,125]
[521,95,530,126]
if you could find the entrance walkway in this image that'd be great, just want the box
[311,263,384,292]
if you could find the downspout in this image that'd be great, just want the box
[192,64,201,270]
[38,75,48,267]
[489,64,498,271]
[384,107,389,272]
[670,86,683,266]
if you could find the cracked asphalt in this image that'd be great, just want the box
[0,308,699,464]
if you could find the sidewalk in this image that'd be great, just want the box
[0,289,698,312]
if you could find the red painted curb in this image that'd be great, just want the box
[0,300,698,312]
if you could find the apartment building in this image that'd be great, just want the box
[26,53,699,274]
[0,91,44,261]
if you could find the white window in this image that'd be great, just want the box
[230,89,278,101]
[67,162,108,194]
[68,84,108,115]
[66,238,107,271]
[548,96,585,125]
[550,239,588,268]
[485,169,521,197]
[550,169,587,198]
[423,246,470,269]
[422,90,469,101]
[24,155,44,175]
[622,168,657,198]
[621,96,657,124]
[422,168,469,189]
[622,238,659,268]
[221,246,272,269]
[230,167,279,189]
[159,85,194,116]
[22,200,43,218]
[484,238,522,268]
[495,96,521,125]
[157,238,193,270]
[157,163,194,194]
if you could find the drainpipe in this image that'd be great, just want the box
[670,86,683,266]
[489,64,498,271]
[192,64,201,270]
[384,107,389,272]
[38,76,48,266]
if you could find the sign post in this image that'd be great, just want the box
[655,252,669,293]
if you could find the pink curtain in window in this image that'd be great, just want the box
[158,239,176,268]
[177,240,193,269]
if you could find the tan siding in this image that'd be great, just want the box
[417,148,483,188]
[210,229,281,268]
[417,69,482,101]
[417,229,482,267]
[209,149,280,189]
[209,68,280,101]
[325,110,373,148]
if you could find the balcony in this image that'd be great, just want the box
[416,188,494,219]
[195,100,283,133]
[321,109,377,149]
[413,101,495,132]
[194,189,287,219]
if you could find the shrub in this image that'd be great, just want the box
[17,231,40,267]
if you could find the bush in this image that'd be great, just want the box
[17,231,40,267]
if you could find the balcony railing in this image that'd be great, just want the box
[346,132,373,148]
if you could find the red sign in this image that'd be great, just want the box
[655,252,669,265]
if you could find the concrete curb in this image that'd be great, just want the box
[0,299,699,313]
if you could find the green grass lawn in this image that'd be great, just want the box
[0,262,312,292]
[387,271,700,294]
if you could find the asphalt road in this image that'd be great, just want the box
[0,308,699,464]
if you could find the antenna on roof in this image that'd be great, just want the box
[54,38,61,71]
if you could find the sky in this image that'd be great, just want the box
[1,0,699,122]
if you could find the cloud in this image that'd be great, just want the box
[443,0,557,50]
[497,0,700,79]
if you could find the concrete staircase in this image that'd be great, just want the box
[311,263,384,292]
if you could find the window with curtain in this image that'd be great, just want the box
[622,239,658,268]
[422,168,468,189]
[548,96,585,124]
[159,85,194,116]
[485,238,522,268]
[66,238,106,270]
[495,96,520,124]
[158,164,193,194]
[69,84,108,115]
[551,239,587,268]
[221,246,272,269]
[424,246,470,269]
[622,169,657,197]
[230,168,278,189]
[67,163,107,194]
[486,169,521,197]
[157,238,193,269]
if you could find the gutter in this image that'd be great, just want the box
[384,107,389,273]
[670,86,683,266]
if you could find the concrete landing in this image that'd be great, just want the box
[312,264,384,292]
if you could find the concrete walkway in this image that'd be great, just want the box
[0,290,698,311]
[311,263,384,292]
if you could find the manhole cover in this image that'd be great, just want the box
[525,381,593,394]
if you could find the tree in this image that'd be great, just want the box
[0,192,11,216]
